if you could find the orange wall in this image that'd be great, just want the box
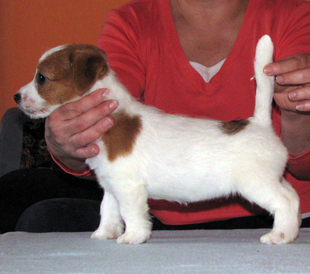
[0,0,128,120]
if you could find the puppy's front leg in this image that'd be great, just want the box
[113,182,152,245]
[91,190,124,240]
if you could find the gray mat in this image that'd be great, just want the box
[1,229,310,273]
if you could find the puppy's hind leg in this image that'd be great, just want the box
[238,177,300,244]
[91,190,124,240]
[259,178,301,245]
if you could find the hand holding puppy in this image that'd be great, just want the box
[264,53,310,165]
[45,88,118,173]
[264,53,310,113]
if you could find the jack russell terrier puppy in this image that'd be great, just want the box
[15,35,301,245]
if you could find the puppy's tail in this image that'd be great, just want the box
[252,35,274,126]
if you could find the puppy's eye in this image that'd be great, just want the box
[36,73,46,85]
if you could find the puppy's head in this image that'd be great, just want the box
[14,44,108,119]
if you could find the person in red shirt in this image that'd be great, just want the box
[9,0,310,232]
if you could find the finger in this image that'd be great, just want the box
[64,99,118,136]
[46,114,115,160]
[288,85,310,101]
[296,100,310,112]
[264,54,310,76]
[274,91,297,112]
[72,118,114,159]
[288,85,310,112]
[56,88,110,120]
[274,81,296,94]
[75,144,100,159]
[70,115,115,149]
[45,99,117,145]
[276,67,310,85]
[274,86,310,112]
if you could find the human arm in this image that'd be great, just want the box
[264,54,310,180]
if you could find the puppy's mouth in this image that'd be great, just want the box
[19,104,50,119]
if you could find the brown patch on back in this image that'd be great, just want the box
[36,44,109,105]
[102,111,142,162]
[220,119,250,135]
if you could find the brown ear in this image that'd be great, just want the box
[69,45,108,95]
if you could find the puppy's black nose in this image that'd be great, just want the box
[14,93,21,104]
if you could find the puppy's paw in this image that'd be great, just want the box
[91,224,124,240]
[116,229,151,245]
[260,230,298,245]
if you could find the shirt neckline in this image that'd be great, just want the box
[161,0,255,94]
[189,59,226,83]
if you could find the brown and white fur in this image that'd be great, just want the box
[15,35,301,245]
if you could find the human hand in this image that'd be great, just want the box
[264,54,310,163]
[264,53,310,113]
[45,88,118,173]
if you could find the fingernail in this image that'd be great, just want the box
[90,146,98,155]
[109,100,118,109]
[263,65,272,75]
[296,101,310,111]
[288,91,297,100]
[103,117,114,128]
[276,75,284,84]
[101,88,110,97]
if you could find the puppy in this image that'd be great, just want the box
[15,35,301,245]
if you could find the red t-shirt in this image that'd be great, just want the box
[57,0,310,225]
